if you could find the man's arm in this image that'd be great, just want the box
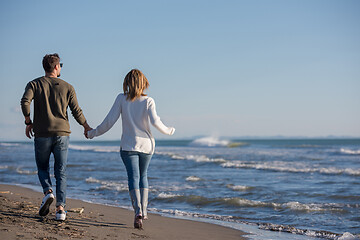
[68,86,92,137]
[21,82,34,139]
[68,87,87,125]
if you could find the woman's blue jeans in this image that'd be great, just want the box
[120,150,152,191]
[34,136,69,208]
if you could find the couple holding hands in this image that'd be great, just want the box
[21,53,175,229]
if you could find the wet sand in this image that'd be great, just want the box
[0,184,247,240]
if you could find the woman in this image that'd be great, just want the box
[86,69,175,229]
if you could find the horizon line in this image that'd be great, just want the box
[2,135,360,142]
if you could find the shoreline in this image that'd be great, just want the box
[0,183,248,240]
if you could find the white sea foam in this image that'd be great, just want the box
[155,184,197,192]
[160,194,268,208]
[258,222,343,239]
[221,160,310,173]
[149,207,233,222]
[85,177,101,183]
[226,184,252,191]
[224,197,275,207]
[69,144,119,153]
[169,154,186,160]
[284,202,331,211]
[157,192,182,199]
[189,137,230,147]
[156,151,227,163]
[282,201,348,212]
[186,176,202,182]
[336,232,358,240]
[211,197,348,212]
[340,148,360,155]
[221,160,360,176]
[0,165,9,169]
[16,167,37,175]
[184,154,227,163]
[85,177,128,192]
[148,207,352,240]
[158,150,360,176]
[0,143,20,147]
[154,151,184,160]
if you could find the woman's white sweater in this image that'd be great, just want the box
[87,94,175,154]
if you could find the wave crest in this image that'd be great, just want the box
[340,148,360,155]
[221,160,360,176]
[154,193,352,213]
[226,184,253,191]
[186,176,202,182]
[69,144,119,153]
[16,167,37,175]
[189,137,230,147]
[85,177,128,192]
[0,143,21,147]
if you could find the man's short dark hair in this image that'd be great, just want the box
[42,53,60,73]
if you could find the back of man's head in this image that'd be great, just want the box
[42,53,60,73]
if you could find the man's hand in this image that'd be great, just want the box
[24,116,33,139]
[25,124,34,139]
[82,122,93,139]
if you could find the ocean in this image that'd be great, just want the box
[0,137,359,240]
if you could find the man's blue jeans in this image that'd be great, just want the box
[34,136,69,208]
[120,150,152,191]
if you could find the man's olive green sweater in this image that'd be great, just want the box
[21,76,86,137]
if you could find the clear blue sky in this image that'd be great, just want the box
[0,0,359,141]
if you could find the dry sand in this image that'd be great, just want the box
[0,184,247,240]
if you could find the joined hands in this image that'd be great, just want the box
[83,122,93,139]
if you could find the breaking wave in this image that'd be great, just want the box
[186,176,202,182]
[148,207,359,240]
[16,167,37,175]
[157,151,360,176]
[221,160,360,176]
[226,184,253,191]
[0,142,21,147]
[189,137,230,147]
[340,148,360,155]
[258,223,359,240]
[85,177,128,192]
[155,151,227,163]
[153,193,357,212]
[69,144,119,153]
[157,192,182,199]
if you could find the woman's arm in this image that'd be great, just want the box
[87,94,122,139]
[148,98,175,135]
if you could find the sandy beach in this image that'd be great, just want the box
[0,184,247,240]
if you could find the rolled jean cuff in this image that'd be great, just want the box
[43,187,53,194]
[56,202,66,208]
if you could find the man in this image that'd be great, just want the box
[21,53,91,221]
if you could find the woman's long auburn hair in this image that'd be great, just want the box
[123,69,149,101]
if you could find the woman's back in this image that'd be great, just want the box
[87,69,174,154]
[120,94,154,153]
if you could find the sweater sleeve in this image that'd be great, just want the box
[148,98,175,135]
[87,94,122,139]
[68,86,87,125]
[20,82,34,117]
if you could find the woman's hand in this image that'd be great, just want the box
[83,122,93,139]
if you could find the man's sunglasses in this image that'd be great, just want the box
[60,63,63,68]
